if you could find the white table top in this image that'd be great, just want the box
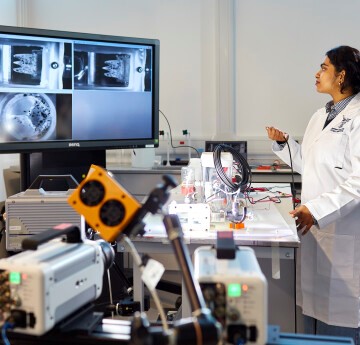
[135,183,299,248]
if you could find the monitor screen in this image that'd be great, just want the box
[0,25,159,153]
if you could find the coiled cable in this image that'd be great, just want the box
[213,144,252,192]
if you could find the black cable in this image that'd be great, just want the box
[212,144,252,193]
[112,261,132,291]
[159,109,200,158]
[285,140,297,210]
[245,194,281,204]
[279,138,298,338]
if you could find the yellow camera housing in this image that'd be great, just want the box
[68,165,141,242]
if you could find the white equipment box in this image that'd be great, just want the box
[0,235,105,335]
[168,202,211,232]
[5,188,82,251]
[194,246,268,345]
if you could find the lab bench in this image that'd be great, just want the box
[115,181,300,333]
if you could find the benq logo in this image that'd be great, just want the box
[69,143,80,147]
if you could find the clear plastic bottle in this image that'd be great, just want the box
[181,166,195,196]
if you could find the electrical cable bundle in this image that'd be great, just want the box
[213,144,252,192]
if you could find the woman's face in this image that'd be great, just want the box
[315,56,342,96]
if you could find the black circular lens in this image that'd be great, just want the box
[79,180,105,206]
[100,199,126,226]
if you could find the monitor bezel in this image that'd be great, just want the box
[0,25,160,154]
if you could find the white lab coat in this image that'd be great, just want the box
[272,92,360,328]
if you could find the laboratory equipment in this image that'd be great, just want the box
[180,165,195,196]
[194,242,267,345]
[5,175,82,251]
[201,151,233,202]
[0,224,114,335]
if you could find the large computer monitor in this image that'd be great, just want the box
[0,25,160,189]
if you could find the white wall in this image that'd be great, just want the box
[0,0,17,25]
[235,0,360,138]
[24,0,219,140]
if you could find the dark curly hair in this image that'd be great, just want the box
[326,46,360,94]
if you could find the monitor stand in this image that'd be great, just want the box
[20,150,106,191]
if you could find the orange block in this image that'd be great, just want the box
[229,222,245,229]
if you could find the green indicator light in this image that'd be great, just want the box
[228,283,241,297]
[9,272,21,285]
[155,139,159,144]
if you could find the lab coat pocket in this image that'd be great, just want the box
[316,231,354,280]
[334,133,348,169]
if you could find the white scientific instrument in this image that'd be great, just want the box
[0,224,113,336]
[201,151,233,202]
[194,245,268,345]
[5,175,82,251]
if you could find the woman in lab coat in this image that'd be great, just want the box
[266,46,360,343]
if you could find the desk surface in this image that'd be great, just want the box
[135,183,299,248]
